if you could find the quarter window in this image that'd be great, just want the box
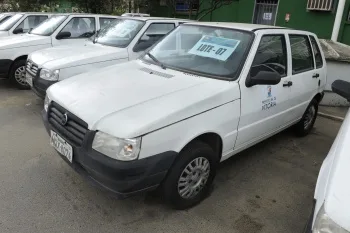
[60,17,96,39]
[289,35,314,74]
[133,23,175,52]
[251,35,287,77]
[15,15,48,33]
[309,36,323,69]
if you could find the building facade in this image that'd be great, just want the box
[155,0,350,45]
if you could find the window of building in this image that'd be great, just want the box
[289,35,314,74]
[175,0,199,12]
[251,35,287,77]
[307,0,334,11]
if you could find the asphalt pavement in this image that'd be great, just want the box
[0,79,342,233]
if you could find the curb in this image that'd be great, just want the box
[318,112,344,122]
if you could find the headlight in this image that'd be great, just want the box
[40,69,59,81]
[92,131,141,161]
[44,95,51,112]
[313,204,349,233]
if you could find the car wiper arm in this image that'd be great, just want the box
[146,52,166,70]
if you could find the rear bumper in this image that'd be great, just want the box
[303,199,316,233]
[41,110,177,198]
[0,59,12,78]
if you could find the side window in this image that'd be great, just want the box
[289,35,314,74]
[15,15,48,33]
[60,17,96,39]
[99,18,116,29]
[133,23,175,52]
[251,35,287,77]
[309,36,323,69]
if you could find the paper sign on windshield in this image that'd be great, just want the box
[188,36,241,61]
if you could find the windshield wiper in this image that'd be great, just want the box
[146,52,166,70]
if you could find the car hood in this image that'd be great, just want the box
[29,43,128,70]
[0,31,9,37]
[0,34,50,50]
[323,109,350,231]
[48,60,238,138]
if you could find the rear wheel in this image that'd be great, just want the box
[294,99,318,137]
[162,140,218,210]
[9,59,29,90]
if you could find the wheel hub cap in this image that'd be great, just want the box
[304,105,316,130]
[177,157,210,199]
[14,66,28,86]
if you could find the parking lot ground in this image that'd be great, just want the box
[0,80,342,233]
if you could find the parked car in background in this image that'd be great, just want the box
[0,13,118,89]
[0,12,51,37]
[27,17,189,99]
[121,13,150,17]
[304,80,350,233]
[43,23,326,209]
[0,12,15,25]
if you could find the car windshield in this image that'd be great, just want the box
[30,15,68,36]
[95,19,145,47]
[0,14,23,31]
[143,25,253,79]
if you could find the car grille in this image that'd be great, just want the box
[26,60,39,76]
[48,102,88,147]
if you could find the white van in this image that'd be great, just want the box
[43,23,326,209]
[0,12,51,37]
[27,17,189,98]
[0,13,118,89]
[0,12,15,25]
[304,80,350,233]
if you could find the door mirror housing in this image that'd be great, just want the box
[332,80,350,102]
[56,31,71,40]
[13,28,23,34]
[246,69,281,87]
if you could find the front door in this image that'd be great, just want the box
[253,0,279,26]
[236,32,292,149]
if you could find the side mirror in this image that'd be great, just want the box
[13,28,24,34]
[332,80,350,102]
[56,31,71,40]
[246,69,281,87]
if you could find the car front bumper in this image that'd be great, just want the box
[41,110,177,198]
[0,59,12,78]
[27,68,56,99]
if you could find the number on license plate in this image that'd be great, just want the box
[50,131,73,163]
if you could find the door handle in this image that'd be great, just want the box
[283,81,293,87]
[312,73,320,78]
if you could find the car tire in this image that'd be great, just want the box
[294,99,318,137]
[162,140,218,210]
[9,59,29,90]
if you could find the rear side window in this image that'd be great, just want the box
[60,17,96,39]
[289,35,314,74]
[251,35,287,77]
[309,36,323,69]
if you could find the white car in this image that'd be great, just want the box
[0,12,15,25]
[43,22,326,209]
[304,80,350,233]
[0,13,118,89]
[0,12,51,37]
[27,17,189,99]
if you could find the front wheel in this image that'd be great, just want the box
[294,99,318,137]
[162,140,218,210]
[9,59,30,90]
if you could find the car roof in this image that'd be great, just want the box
[122,16,192,22]
[184,22,284,31]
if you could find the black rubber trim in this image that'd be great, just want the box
[252,27,286,32]
[0,59,12,78]
[303,199,316,233]
[42,110,178,198]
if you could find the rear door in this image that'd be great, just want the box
[288,33,320,121]
[52,16,97,46]
[236,30,292,149]
[309,35,327,93]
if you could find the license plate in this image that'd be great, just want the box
[26,73,33,87]
[50,130,73,163]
